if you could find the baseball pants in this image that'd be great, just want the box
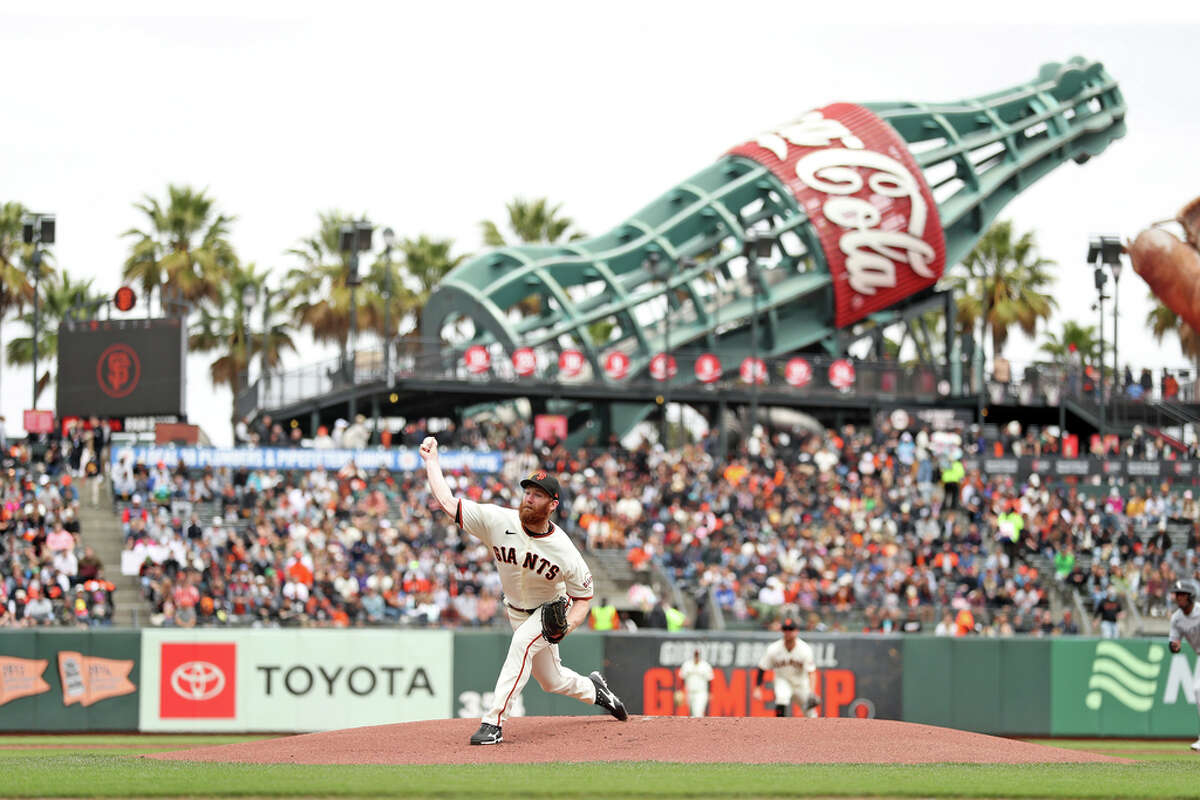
[482,606,595,727]
[772,677,814,717]
[686,690,708,717]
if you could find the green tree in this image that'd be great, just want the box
[946,220,1058,359]
[1038,320,1104,363]
[480,197,585,248]
[0,201,35,318]
[480,197,586,318]
[1146,293,1200,372]
[284,211,364,367]
[122,185,236,314]
[382,234,467,341]
[5,270,106,404]
[189,262,295,431]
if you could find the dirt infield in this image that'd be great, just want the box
[146,717,1128,765]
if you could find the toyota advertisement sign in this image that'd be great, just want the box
[140,630,453,732]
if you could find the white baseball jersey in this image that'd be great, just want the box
[678,659,714,694]
[1170,604,1200,653]
[758,638,816,691]
[455,499,593,608]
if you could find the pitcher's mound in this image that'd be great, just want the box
[146,717,1126,765]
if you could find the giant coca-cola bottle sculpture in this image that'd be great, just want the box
[422,57,1125,384]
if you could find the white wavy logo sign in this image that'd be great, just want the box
[1085,642,1164,711]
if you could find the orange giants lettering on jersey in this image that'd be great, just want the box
[492,546,561,581]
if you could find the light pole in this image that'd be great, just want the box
[1088,236,1122,441]
[382,227,396,388]
[340,221,374,421]
[645,251,671,446]
[743,231,774,437]
[1089,235,1124,404]
[21,213,55,410]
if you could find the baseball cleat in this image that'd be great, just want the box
[1191,738,1200,752]
[590,671,628,721]
[469,722,503,745]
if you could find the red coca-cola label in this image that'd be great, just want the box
[558,349,584,378]
[464,345,490,374]
[694,354,721,383]
[728,103,945,327]
[649,353,676,381]
[604,351,630,380]
[512,347,536,377]
[785,357,812,388]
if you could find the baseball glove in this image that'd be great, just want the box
[541,597,570,644]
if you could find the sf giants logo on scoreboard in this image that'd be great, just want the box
[728,103,946,327]
[96,343,141,399]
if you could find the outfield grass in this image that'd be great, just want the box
[0,736,1197,798]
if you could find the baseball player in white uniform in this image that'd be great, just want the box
[1167,579,1200,752]
[753,618,820,717]
[420,437,628,745]
[677,649,714,717]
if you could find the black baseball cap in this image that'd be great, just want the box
[781,618,798,632]
[520,470,560,501]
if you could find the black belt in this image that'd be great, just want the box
[507,602,539,614]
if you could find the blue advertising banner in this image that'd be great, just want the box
[111,446,504,473]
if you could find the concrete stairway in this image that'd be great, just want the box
[586,548,640,610]
[76,481,149,627]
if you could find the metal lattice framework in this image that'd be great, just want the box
[421,58,1126,426]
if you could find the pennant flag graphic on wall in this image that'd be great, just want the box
[0,657,51,705]
[58,652,136,706]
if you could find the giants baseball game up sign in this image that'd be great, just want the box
[728,104,946,327]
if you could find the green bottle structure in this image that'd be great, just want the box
[421,57,1125,400]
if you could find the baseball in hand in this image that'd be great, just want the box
[419,436,438,461]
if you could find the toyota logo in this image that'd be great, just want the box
[170,660,226,701]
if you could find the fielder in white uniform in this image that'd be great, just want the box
[1167,579,1200,752]
[677,649,714,717]
[753,618,820,717]
[420,437,628,746]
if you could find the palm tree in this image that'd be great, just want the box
[945,220,1058,361]
[0,201,36,402]
[122,185,236,314]
[480,197,586,318]
[189,262,295,431]
[5,270,106,404]
[1146,293,1200,377]
[284,211,363,368]
[1038,320,1104,364]
[480,197,586,248]
[383,234,467,341]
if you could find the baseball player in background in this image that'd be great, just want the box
[677,648,714,717]
[1167,579,1200,752]
[753,618,820,717]
[420,436,628,746]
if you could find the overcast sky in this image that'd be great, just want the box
[3,2,1200,445]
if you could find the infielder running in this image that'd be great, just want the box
[753,618,820,717]
[677,649,714,717]
[1167,579,1200,752]
[419,437,628,745]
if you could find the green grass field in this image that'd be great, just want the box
[1,735,1198,798]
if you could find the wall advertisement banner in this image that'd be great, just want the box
[111,445,503,474]
[1051,639,1200,737]
[601,633,902,718]
[140,629,452,732]
[452,631,606,720]
[0,631,140,731]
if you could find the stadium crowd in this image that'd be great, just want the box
[94,414,1200,636]
[0,418,117,627]
[4,407,1199,632]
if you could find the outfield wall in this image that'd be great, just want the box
[1,631,1196,736]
